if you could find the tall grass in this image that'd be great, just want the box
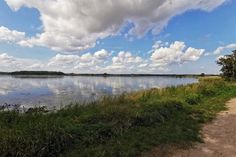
[0,77,236,157]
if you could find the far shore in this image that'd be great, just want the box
[0,71,219,77]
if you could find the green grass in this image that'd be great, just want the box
[1,77,236,157]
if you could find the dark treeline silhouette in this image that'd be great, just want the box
[10,71,65,75]
[67,73,217,77]
[0,72,9,75]
[0,71,218,77]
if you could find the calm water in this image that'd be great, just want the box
[0,75,197,109]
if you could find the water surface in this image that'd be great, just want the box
[0,75,197,109]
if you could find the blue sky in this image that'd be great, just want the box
[0,0,235,73]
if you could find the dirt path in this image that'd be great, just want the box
[146,98,236,157]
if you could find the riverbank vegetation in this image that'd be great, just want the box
[0,77,236,157]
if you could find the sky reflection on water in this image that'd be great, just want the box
[0,75,197,108]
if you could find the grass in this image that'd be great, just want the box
[1,77,236,157]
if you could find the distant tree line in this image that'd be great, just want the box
[11,71,65,75]
[217,50,236,80]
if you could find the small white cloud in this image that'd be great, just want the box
[182,47,204,61]
[204,52,211,56]
[213,44,236,55]
[213,46,225,55]
[94,49,109,60]
[152,40,163,49]
[105,51,146,73]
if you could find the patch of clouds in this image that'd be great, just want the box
[0,53,42,71]
[48,49,111,72]
[0,26,26,43]
[4,0,227,52]
[0,41,207,73]
[150,41,204,67]
[94,49,110,60]
[105,51,145,73]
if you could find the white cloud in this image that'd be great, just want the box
[151,41,204,66]
[213,44,236,55]
[47,49,111,72]
[0,49,111,72]
[213,46,225,55]
[0,40,206,73]
[4,0,227,52]
[0,53,41,71]
[204,52,211,56]
[80,53,93,63]
[0,26,26,43]
[94,49,109,60]
[182,47,205,61]
[152,40,165,49]
[107,51,144,71]
[47,54,80,67]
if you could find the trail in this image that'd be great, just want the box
[147,98,236,157]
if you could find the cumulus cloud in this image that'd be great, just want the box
[0,49,111,72]
[0,26,26,43]
[4,0,227,52]
[48,49,110,71]
[105,51,144,72]
[94,49,110,60]
[151,41,204,66]
[0,40,206,73]
[0,53,41,71]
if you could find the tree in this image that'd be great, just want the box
[200,73,205,77]
[217,50,236,80]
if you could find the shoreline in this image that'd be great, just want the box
[0,77,235,157]
[0,71,219,77]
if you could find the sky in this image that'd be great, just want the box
[0,0,236,74]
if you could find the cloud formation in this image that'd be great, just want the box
[4,0,227,52]
[0,53,41,71]
[0,41,204,73]
[0,26,26,43]
[151,41,204,67]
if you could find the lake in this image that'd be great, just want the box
[0,75,198,109]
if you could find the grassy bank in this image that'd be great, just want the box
[1,77,236,157]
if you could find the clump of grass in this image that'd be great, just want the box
[1,77,236,157]
[185,93,202,105]
[0,111,73,157]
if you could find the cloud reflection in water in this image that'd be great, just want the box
[0,76,197,108]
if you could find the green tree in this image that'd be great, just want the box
[217,50,236,80]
